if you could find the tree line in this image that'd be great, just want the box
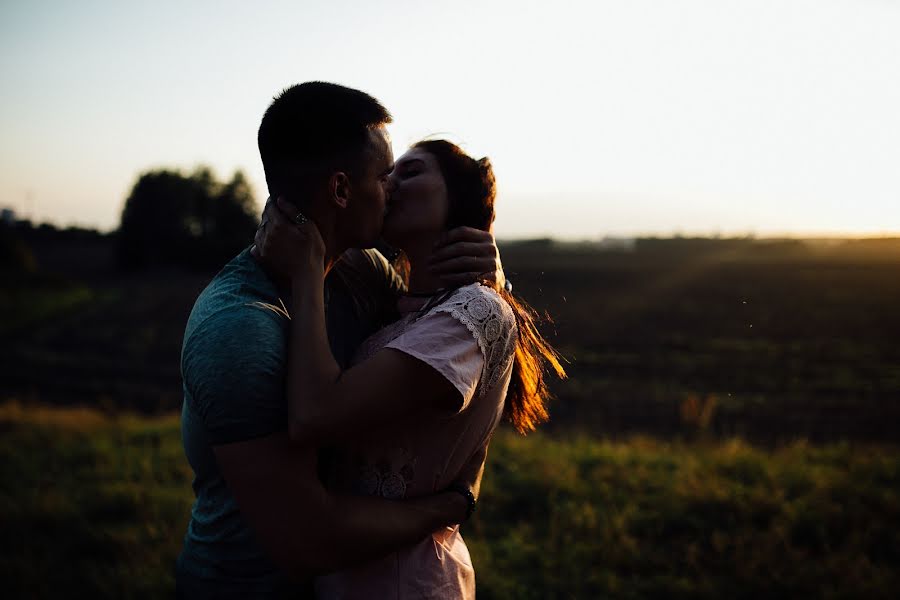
[1,166,260,273]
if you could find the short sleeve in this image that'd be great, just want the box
[385,311,484,410]
[181,307,287,445]
[428,284,518,399]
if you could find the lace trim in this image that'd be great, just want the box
[429,284,518,397]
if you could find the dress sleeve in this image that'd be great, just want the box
[181,307,287,445]
[384,311,485,410]
[384,285,518,411]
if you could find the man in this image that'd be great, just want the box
[176,82,501,598]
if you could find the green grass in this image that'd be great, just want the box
[469,434,900,599]
[1,402,898,598]
[0,403,191,598]
[0,284,96,335]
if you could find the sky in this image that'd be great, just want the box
[1,0,898,239]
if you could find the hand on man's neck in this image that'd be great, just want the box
[250,204,346,296]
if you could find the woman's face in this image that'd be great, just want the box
[381,148,449,248]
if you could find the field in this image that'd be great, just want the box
[5,235,900,441]
[2,233,900,597]
[1,402,897,599]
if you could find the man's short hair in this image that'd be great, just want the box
[258,81,392,196]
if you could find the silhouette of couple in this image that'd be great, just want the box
[176,82,563,599]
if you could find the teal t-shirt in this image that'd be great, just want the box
[176,246,402,596]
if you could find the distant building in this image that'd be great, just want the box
[1,208,16,226]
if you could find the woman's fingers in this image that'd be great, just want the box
[276,196,304,223]
[256,197,326,273]
[258,197,307,240]
[430,250,503,287]
[260,196,281,226]
[254,221,266,251]
[257,204,298,259]
[269,199,294,228]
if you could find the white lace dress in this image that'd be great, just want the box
[315,283,518,600]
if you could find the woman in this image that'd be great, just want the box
[257,140,565,598]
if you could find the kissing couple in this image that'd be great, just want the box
[176,81,565,599]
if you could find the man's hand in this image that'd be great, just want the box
[455,441,489,501]
[427,227,506,290]
[433,443,489,536]
[215,432,475,576]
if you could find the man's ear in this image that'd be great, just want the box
[330,172,351,209]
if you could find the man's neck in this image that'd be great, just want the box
[317,210,345,277]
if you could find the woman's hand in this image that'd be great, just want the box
[253,196,326,281]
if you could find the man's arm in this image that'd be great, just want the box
[213,433,467,578]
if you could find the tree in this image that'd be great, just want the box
[116,166,259,270]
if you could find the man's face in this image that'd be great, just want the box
[345,126,394,248]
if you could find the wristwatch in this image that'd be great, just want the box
[446,483,477,520]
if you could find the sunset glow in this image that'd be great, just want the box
[1,0,898,238]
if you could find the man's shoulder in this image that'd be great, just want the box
[182,253,289,377]
[336,247,394,280]
[188,301,287,344]
[185,250,286,343]
[180,307,289,444]
[329,247,404,312]
[180,296,288,437]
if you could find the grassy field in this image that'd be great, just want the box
[501,237,900,442]
[4,235,900,441]
[1,402,897,599]
[3,234,900,597]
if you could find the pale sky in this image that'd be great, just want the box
[1,0,898,239]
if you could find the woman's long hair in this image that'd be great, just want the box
[412,139,566,434]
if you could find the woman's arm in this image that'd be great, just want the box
[286,264,462,445]
[254,197,490,446]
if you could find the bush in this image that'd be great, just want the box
[0,226,37,273]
